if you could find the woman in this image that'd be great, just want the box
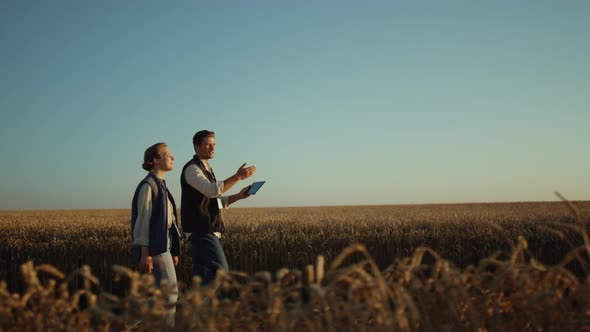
[131,142,180,327]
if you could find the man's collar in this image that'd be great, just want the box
[193,155,211,171]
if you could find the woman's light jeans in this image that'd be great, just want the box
[151,233,177,327]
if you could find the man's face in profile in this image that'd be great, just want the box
[195,136,216,160]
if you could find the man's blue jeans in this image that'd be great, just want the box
[190,233,229,286]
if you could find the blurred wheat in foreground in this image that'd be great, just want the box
[2,238,590,332]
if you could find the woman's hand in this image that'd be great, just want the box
[139,254,153,273]
[173,256,179,267]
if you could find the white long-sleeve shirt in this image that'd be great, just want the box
[183,158,228,239]
[132,183,175,247]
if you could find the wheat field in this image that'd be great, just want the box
[1,200,589,330]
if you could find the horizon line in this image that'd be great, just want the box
[1,198,588,213]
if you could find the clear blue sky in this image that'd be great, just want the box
[1,1,588,210]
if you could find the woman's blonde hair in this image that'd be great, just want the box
[142,142,167,171]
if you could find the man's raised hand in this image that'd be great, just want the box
[236,162,256,180]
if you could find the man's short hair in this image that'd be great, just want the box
[193,130,215,146]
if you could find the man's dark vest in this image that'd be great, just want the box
[131,173,181,262]
[180,156,224,233]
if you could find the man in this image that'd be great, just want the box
[180,130,256,286]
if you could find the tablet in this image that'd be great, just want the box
[246,181,265,195]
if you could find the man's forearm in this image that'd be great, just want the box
[222,174,240,193]
[226,193,242,207]
[223,163,256,193]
